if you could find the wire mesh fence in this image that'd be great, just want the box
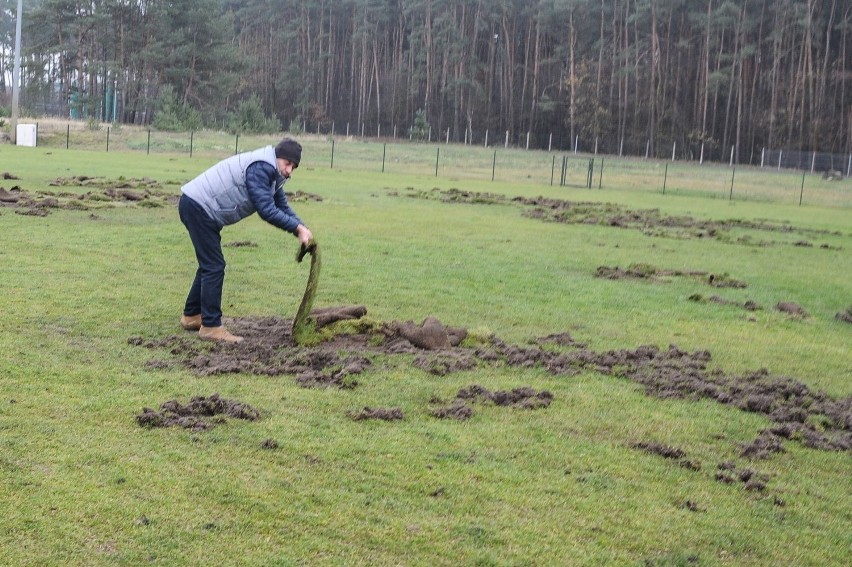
[761,148,852,176]
[13,120,852,208]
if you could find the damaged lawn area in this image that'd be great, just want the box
[0,147,850,566]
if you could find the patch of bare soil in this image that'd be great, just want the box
[836,306,852,324]
[688,294,762,312]
[347,407,405,421]
[430,385,553,420]
[715,461,769,491]
[136,393,260,431]
[289,191,324,202]
[398,187,845,248]
[131,309,851,455]
[630,441,702,471]
[595,263,747,288]
[1,176,176,216]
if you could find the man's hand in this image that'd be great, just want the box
[295,224,313,246]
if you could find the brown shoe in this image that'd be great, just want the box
[180,314,202,331]
[199,325,244,343]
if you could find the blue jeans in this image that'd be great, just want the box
[179,194,225,328]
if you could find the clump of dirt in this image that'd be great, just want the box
[834,306,852,324]
[775,302,809,317]
[347,407,405,421]
[0,187,22,203]
[429,400,474,421]
[2,172,20,180]
[707,273,747,288]
[631,441,685,460]
[715,461,769,491]
[136,393,260,431]
[457,384,554,408]
[398,187,844,247]
[631,441,702,471]
[131,309,851,455]
[392,316,468,349]
[688,294,761,311]
[224,241,258,248]
[261,438,279,449]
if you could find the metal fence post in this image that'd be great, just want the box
[598,157,604,189]
[799,170,806,206]
[492,150,497,181]
[331,139,335,169]
[106,127,110,152]
[729,167,736,200]
[663,163,668,195]
[435,147,440,177]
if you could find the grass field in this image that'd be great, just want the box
[0,137,850,566]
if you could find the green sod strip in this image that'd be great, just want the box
[292,241,321,345]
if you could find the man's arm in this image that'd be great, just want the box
[245,161,304,234]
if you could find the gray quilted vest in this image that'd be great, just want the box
[181,145,279,227]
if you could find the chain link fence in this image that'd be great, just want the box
[761,149,851,177]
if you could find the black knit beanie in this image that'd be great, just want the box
[274,138,302,167]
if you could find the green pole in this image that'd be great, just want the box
[106,127,110,152]
[799,170,806,206]
[492,150,497,181]
[190,131,194,157]
[66,124,70,149]
[382,143,386,173]
[435,147,440,177]
[331,139,335,169]
[598,157,604,189]
[729,167,735,200]
[235,134,239,155]
[147,129,150,155]
[663,163,668,194]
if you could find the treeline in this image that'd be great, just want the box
[2,0,851,161]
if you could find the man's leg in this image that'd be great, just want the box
[179,195,225,328]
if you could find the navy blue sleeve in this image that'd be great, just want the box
[245,162,304,234]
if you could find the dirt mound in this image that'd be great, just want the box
[834,306,852,324]
[398,187,844,247]
[596,264,746,288]
[136,393,260,431]
[132,312,851,455]
[775,302,809,317]
[289,191,324,202]
[715,461,769,491]
[630,441,702,471]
